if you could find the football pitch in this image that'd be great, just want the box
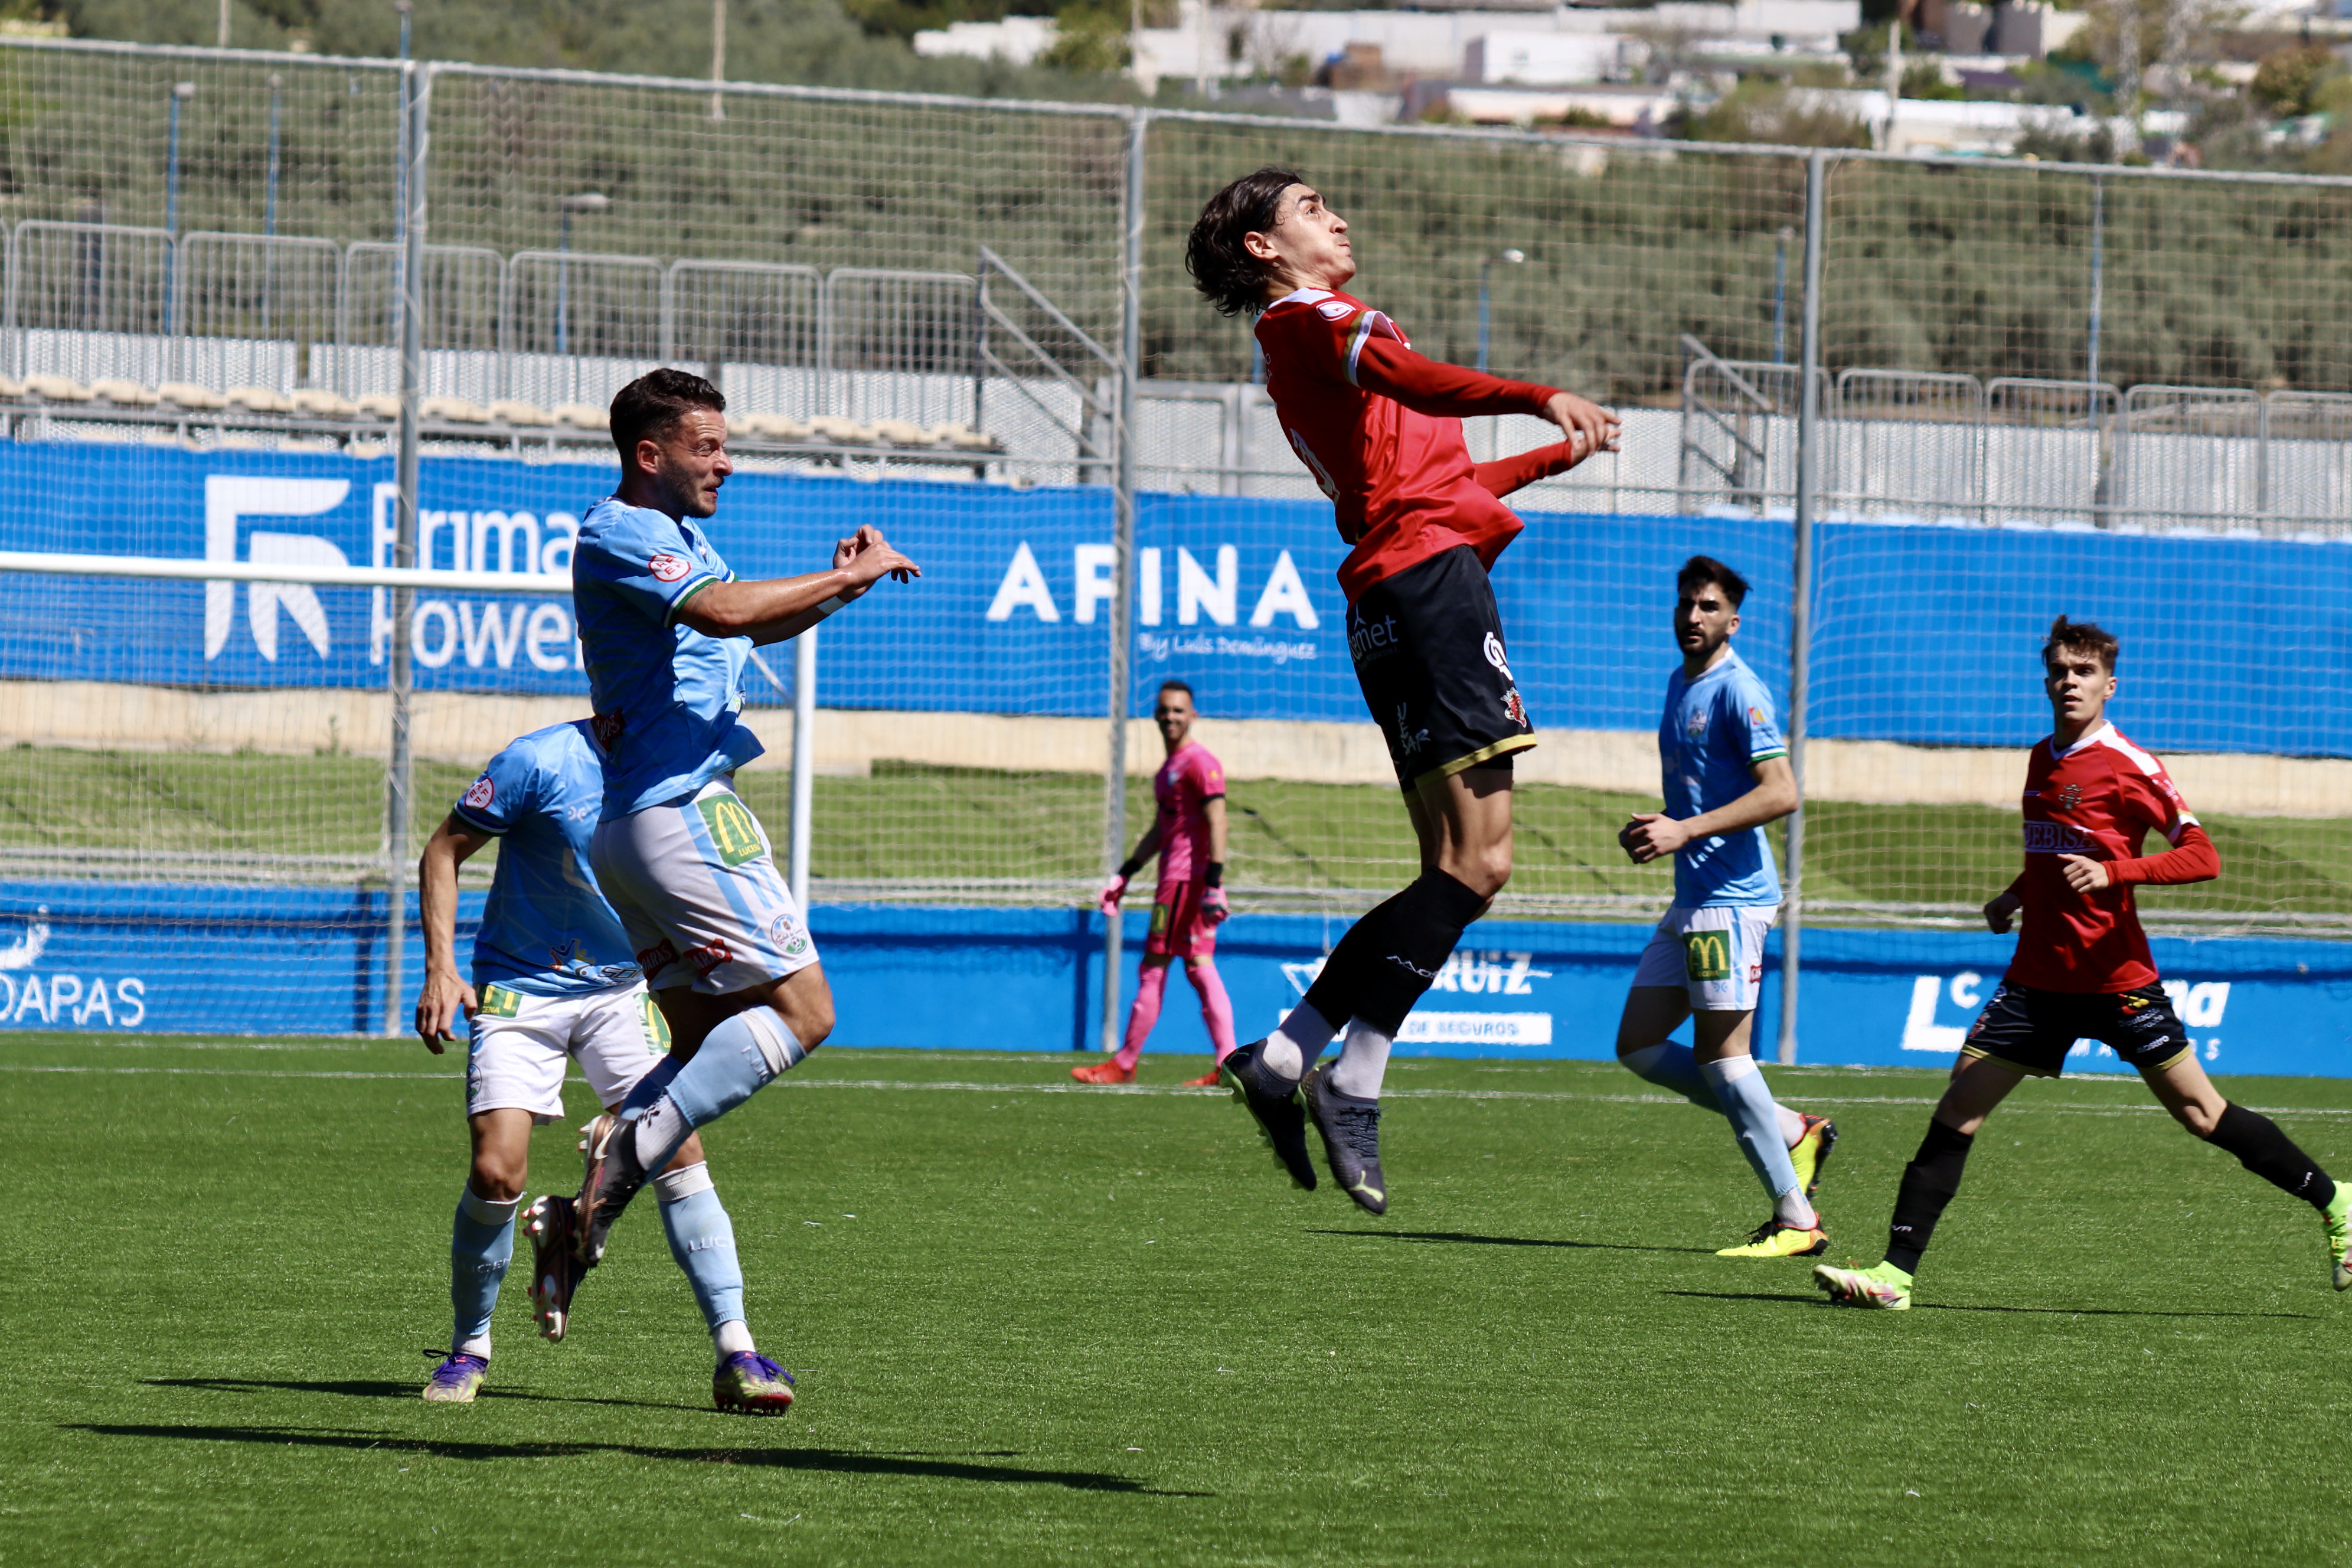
[6,1034,2352,1564]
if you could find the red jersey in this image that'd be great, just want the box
[1152,740,1225,887]
[2007,723,2220,993]
[1255,287,1574,604]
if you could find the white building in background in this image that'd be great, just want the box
[917,0,1863,94]
[911,14,1058,64]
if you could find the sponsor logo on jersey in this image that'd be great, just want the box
[590,709,625,747]
[1482,632,1513,681]
[1347,611,1403,664]
[648,551,692,583]
[686,939,733,975]
[636,937,679,979]
[2023,820,2097,854]
[1748,705,1767,728]
[1316,299,1354,321]
[462,774,495,811]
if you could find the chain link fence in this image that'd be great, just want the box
[0,34,2348,1045]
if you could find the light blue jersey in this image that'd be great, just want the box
[1658,646,1787,909]
[573,496,765,816]
[452,720,643,996]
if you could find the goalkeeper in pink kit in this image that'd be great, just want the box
[1075,680,1239,1086]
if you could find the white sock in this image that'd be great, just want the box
[1779,1105,1808,1148]
[1328,1017,1393,1100]
[628,1098,691,1170]
[1773,1185,1819,1229]
[459,1188,521,1226]
[651,1160,716,1204]
[1259,999,1334,1083]
[713,1319,756,1357]
[455,1331,492,1358]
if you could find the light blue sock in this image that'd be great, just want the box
[1700,1055,1810,1219]
[655,1164,746,1336]
[1620,1042,1721,1112]
[628,1008,806,1171]
[449,1186,518,1357]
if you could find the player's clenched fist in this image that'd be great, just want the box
[1202,886,1230,924]
[1100,874,1129,916]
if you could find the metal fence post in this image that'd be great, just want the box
[384,59,429,1038]
[1778,149,1826,1067]
[1099,106,1146,1054]
[789,625,815,906]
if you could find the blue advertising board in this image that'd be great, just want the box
[4,443,2350,755]
[4,891,2347,1080]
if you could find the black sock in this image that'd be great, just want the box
[1342,869,1489,1037]
[1884,1120,1975,1276]
[2202,1103,2337,1212]
[1299,887,1412,1035]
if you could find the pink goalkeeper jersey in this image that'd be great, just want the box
[1152,740,1226,886]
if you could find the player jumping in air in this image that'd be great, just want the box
[560,370,918,1407]
[1615,557,1833,1258]
[413,721,782,1407]
[1185,168,1618,1214]
[1076,680,1236,1087]
[1817,617,2352,1309]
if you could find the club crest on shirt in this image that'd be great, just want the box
[648,551,691,583]
[1685,710,1710,739]
[2057,783,2083,811]
[462,774,495,809]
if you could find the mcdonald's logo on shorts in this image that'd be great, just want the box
[1683,929,1733,984]
[1150,901,1172,935]
[697,795,766,868]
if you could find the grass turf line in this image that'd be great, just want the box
[4,1035,2352,1565]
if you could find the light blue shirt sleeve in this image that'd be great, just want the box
[574,508,724,628]
[1729,667,1787,764]
[449,737,543,837]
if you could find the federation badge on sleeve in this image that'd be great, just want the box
[462,774,495,810]
[648,551,691,583]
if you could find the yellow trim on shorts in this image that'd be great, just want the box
[1407,734,1538,794]
[1961,1040,2194,1078]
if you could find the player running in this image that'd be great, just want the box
[1076,680,1236,1087]
[1185,168,1618,1214]
[1817,617,2352,1310]
[1615,557,1832,1258]
[562,370,918,1407]
[413,720,785,1408]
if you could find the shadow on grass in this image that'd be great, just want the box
[142,1377,698,1413]
[65,1425,1206,1494]
[1311,1229,1717,1256]
[1662,1289,2317,1321]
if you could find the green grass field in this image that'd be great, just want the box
[8,1033,2352,1564]
[8,746,2351,914]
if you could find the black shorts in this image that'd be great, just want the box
[1960,981,2194,1079]
[1347,545,1537,792]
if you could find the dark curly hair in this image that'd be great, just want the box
[1185,166,1307,318]
[610,367,725,466]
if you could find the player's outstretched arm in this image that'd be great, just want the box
[416,814,494,1052]
[1351,337,1621,462]
[677,525,920,645]
[1619,756,1798,863]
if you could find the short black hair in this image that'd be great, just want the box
[1677,554,1750,608]
[1155,680,1195,703]
[610,368,725,466]
[1186,166,1307,319]
[2044,615,2119,673]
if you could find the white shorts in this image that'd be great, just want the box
[589,778,819,996]
[1631,904,1779,1013]
[464,980,670,1123]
